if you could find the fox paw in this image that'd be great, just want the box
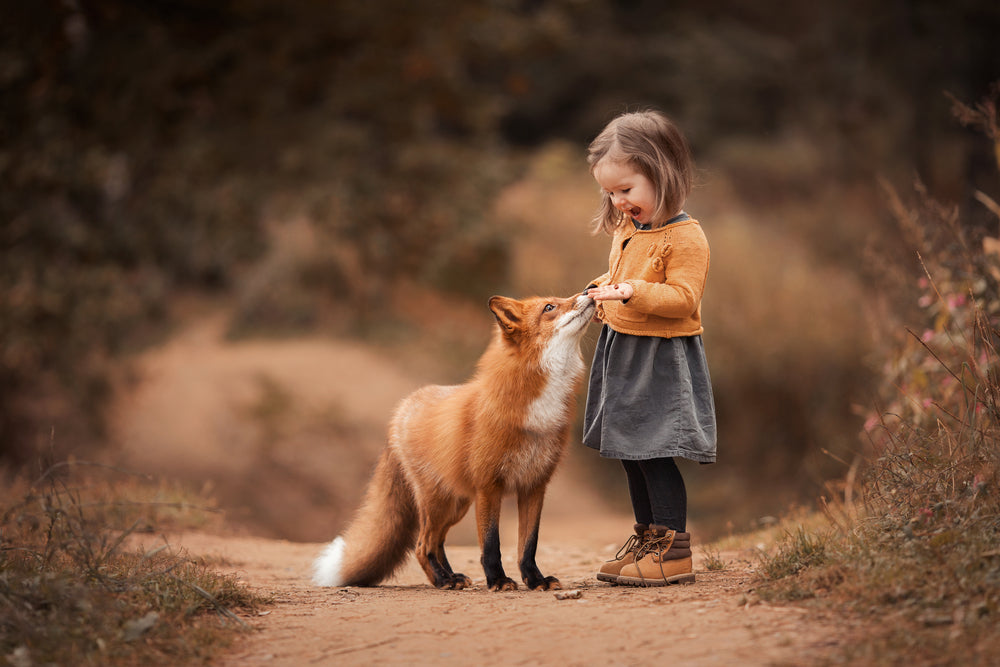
[488,576,518,592]
[526,575,561,591]
[437,573,472,590]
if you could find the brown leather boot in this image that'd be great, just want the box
[596,524,649,584]
[617,526,695,587]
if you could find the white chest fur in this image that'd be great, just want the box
[523,323,585,433]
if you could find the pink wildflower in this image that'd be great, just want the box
[863,414,881,433]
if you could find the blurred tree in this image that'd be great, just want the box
[1,0,998,479]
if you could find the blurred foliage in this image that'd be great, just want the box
[694,203,873,525]
[756,90,1000,664]
[2,0,999,493]
[862,89,1000,532]
[2,0,528,459]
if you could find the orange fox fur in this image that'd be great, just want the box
[312,293,596,591]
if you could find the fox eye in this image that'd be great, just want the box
[543,303,556,313]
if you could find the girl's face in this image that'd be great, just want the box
[593,158,659,226]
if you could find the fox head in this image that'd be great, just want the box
[488,294,596,348]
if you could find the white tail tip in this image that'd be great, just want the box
[312,536,346,586]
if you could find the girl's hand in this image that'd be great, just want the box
[587,283,634,301]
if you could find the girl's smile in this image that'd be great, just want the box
[593,159,659,225]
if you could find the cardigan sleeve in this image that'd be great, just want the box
[622,232,709,319]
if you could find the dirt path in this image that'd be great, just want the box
[141,522,844,667]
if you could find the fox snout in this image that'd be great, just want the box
[574,293,597,319]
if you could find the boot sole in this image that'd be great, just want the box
[596,573,621,584]
[616,572,696,587]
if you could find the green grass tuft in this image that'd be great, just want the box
[758,527,830,581]
[700,546,729,572]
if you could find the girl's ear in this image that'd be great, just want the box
[488,296,524,336]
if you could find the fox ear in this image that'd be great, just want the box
[489,296,524,336]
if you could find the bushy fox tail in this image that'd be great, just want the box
[312,447,417,587]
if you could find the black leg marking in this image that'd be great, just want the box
[438,541,455,575]
[427,552,463,589]
[519,525,560,590]
[437,541,471,589]
[481,522,516,591]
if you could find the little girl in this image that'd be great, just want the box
[583,109,716,587]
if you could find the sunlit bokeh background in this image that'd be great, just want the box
[3,0,999,542]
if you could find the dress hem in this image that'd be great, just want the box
[587,444,716,464]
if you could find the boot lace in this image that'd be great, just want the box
[633,529,676,563]
[609,532,643,562]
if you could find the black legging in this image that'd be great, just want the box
[621,457,687,532]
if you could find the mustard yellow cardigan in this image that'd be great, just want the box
[590,219,709,338]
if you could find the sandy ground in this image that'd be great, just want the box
[141,521,846,667]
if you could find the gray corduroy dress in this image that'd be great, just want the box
[583,326,716,462]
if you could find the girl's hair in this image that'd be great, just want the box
[587,109,693,234]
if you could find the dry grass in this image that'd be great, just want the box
[753,90,1000,665]
[699,546,729,572]
[0,461,269,666]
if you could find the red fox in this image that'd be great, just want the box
[312,293,596,591]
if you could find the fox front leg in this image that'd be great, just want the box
[476,487,517,591]
[517,485,560,591]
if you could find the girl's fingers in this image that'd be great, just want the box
[587,283,632,301]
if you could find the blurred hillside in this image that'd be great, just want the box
[3,0,999,535]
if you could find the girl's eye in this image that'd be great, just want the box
[544,304,556,312]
